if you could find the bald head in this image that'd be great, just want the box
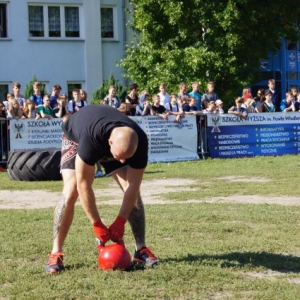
[109,127,138,163]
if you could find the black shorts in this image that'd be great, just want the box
[60,136,127,175]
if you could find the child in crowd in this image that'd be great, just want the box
[102,85,121,108]
[22,99,38,119]
[294,92,300,111]
[165,94,184,123]
[151,94,169,120]
[30,81,44,106]
[228,97,248,120]
[53,95,69,118]
[280,92,295,112]
[262,91,275,112]
[68,89,88,114]
[7,99,23,120]
[37,95,55,119]
[4,93,14,110]
[12,82,26,107]
[202,81,218,109]
[189,82,202,110]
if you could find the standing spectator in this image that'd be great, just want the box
[254,89,265,113]
[118,103,131,116]
[165,94,184,123]
[280,92,295,112]
[4,93,14,110]
[294,92,300,111]
[12,82,26,107]
[202,81,218,109]
[125,83,139,116]
[215,99,224,114]
[80,89,88,103]
[189,82,202,110]
[53,95,69,118]
[135,94,152,116]
[151,94,169,120]
[177,82,189,101]
[103,85,121,108]
[37,95,56,119]
[290,87,298,102]
[242,87,252,100]
[30,81,44,106]
[228,97,248,120]
[158,82,171,107]
[22,99,38,119]
[183,97,199,114]
[7,99,23,120]
[50,84,62,108]
[68,89,88,114]
[242,97,256,113]
[200,101,217,159]
[262,91,276,112]
[265,79,280,112]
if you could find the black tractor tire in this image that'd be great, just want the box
[7,149,62,181]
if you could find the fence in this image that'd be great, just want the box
[0,119,9,164]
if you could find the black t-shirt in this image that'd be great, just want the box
[125,95,139,115]
[62,105,148,168]
[152,105,166,114]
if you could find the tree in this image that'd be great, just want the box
[90,73,128,105]
[120,0,300,103]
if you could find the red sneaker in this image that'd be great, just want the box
[45,252,64,274]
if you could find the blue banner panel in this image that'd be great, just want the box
[207,113,300,158]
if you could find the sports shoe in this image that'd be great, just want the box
[132,247,159,268]
[45,252,64,274]
[95,170,104,178]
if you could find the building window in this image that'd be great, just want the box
[101,6,117,39]
[28,5,80,38]
[0,84,9,102]
[0,3,8,38]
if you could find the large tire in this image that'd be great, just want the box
[7,149,62,181]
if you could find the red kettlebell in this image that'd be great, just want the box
[98,240,131,271]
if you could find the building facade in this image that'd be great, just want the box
[0,0,131,100]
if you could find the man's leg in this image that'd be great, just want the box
[112,167,158,267]
[51,170,78,253]
[45,170,78,274]
[112,167,145,250]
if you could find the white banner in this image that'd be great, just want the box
[9,115,199,162]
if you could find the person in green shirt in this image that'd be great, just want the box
[37,94,56,119]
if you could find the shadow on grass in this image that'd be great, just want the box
[164,251,300,273]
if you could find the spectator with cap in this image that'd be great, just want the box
[215,99,224,114]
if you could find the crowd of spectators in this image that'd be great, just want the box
[1,78,300,171]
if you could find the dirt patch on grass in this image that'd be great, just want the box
[0,177,298,209]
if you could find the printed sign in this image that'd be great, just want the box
[10,115,199,162]
[207,112,300,158]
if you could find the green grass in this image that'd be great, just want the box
[1,155,300,299]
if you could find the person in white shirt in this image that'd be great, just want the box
[157,82,171,106]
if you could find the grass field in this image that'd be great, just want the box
[1,156,300,299]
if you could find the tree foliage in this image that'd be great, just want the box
[120,0,300,103]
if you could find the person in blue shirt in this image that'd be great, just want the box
[189,82,201,110]
[280,92,295,112]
